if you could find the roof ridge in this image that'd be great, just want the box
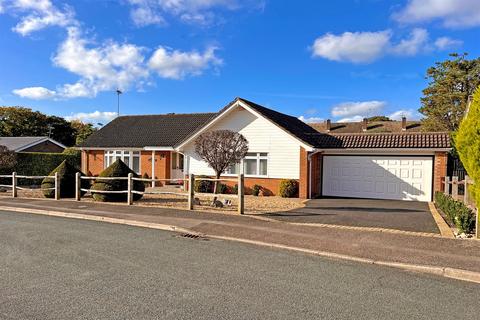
[328,131,449,136]
[116,112,217,118]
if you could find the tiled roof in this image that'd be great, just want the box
[312,132,451,149]
[309,121,423,133]
[0,136,52,151]
[80,113,216,148]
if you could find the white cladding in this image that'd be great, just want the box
[322,155,433,202]
[181,107,303,179]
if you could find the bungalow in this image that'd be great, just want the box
[0,136,66,153]
[79,97,451,202]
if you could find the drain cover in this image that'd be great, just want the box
[177,233,208,240]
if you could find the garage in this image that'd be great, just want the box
[322,155,433,202]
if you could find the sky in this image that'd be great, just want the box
[0,0,479,125]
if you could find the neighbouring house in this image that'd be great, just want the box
[0,136,66,153]
[79,97,451,202]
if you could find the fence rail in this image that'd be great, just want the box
[444,175,478,239]
[1,172,245,214]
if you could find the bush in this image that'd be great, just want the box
[218,183,228,194]
[279,179,299,198]
[142,172,151,188]
[435,192,475,234]
[252,184,262,196]
[41,160,88,198]
[91,159,145,202]
[232,184,238,194]
[194,175,214,193]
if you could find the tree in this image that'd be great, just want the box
[0,145,17,172]
[419,53,480,132]
[46,115,77,146]
[70,120,97,145]
[195,130,248,194]
[367,116,391,122]
[455,87,480,205]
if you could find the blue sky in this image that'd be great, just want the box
[0,0,479,125]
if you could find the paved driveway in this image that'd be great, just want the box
[263,198,440,234]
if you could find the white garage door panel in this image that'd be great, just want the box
[322,156,433,202]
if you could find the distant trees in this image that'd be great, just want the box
[0,106,97,146]
[367,116,391,122]
[419,53,480,132]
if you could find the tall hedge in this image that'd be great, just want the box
[41,160,88,198]
[455,87,480,205]
[15,152,80,176]
[91,159,144,202]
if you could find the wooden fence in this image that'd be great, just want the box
[1,172,245,214]
[444,175,478,239]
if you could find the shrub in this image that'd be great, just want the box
[41,160,88,198]
[279,179,299,198]
[218,183,228,194]
[435,192,475,234]
[194,175,214,193]
[252,184,262,196]
[232,184,238,194]
[91,159,145,202]
[142,172,151,188]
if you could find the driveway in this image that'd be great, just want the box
[262,198,440,234]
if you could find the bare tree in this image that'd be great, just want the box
[195,130,248,194]
[0,145,16,171]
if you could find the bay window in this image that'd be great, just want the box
[104,150,141,174]
[226,152,268,177]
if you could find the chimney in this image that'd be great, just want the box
[326,119,331,132]
[362,118,368,132]
[401,116,407,131]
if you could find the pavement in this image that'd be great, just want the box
[262,198,440,233]
[1,210,479,319]
[0,198,479,280]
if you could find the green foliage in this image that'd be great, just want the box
[218,183,228,194]
[0,106,98,147]
[435,192,475,234]
[419,53,480,132]
[41,160,88,198]
[279,179,299,198]
[455,87,480,206]
[91,159,144,202]
[13,152,80,185]
[0,145,17,172]
[252,184,262,196]
[194,175,214,193]
[232,184,238,194]
[367,116,391,122]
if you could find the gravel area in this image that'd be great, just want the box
[0,186,305,214]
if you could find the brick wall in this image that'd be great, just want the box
[220,177,297,196]
[22,141,64,153]
[83,150,104,176]
[299,147,308,199]
[310,153,322,198]
[434,151,448,193]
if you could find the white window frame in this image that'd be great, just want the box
[225,152,268,178]
[104,150,141,174]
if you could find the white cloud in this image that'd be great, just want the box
[391,28,429,56]
[337,115,364,123]
[149,46,222,79]
[311,30,392,63]
[65,111,117,124]
[393,0,480,28]
[434,37,463,50]
[12,86,56,99]
[388,109,419,121]
[126,0,261,27]
[4,0,77,36]
[331,101,387,118]
[298,116,323,123]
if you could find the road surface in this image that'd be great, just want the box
[0,210,479,319]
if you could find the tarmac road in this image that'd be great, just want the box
[0,210,479,320]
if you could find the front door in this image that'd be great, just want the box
[171,152,184,180]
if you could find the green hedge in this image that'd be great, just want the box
[15,152,80,176]
[435,192,476,234]
[279,179,299,198]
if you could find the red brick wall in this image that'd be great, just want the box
[310,153,322,198]
[434,152,448,193]
[83,150,104,176]
[299,147,309,199]
[22,141,64,153]
[220,177,297,196]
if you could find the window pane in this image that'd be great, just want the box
[259,159,268,175]
[124,156,130,166]
[227,163,239,174]
[259,153,268,157]
[246,153,256,157]
[172,152,177,169]
[179,154,184,170]
[244,159,257,175]
[132,156,140,173]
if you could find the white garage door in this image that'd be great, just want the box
[322,156,433,202]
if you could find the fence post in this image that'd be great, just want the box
[238,173,244,215]
[464,175,469,205]
[127,173,133,205]
[12,172,17,198]
[188,174,195,210]
[75,172,81,201]
[444,176,450,195]
[452,176,458,199]
[54,172,60,200]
